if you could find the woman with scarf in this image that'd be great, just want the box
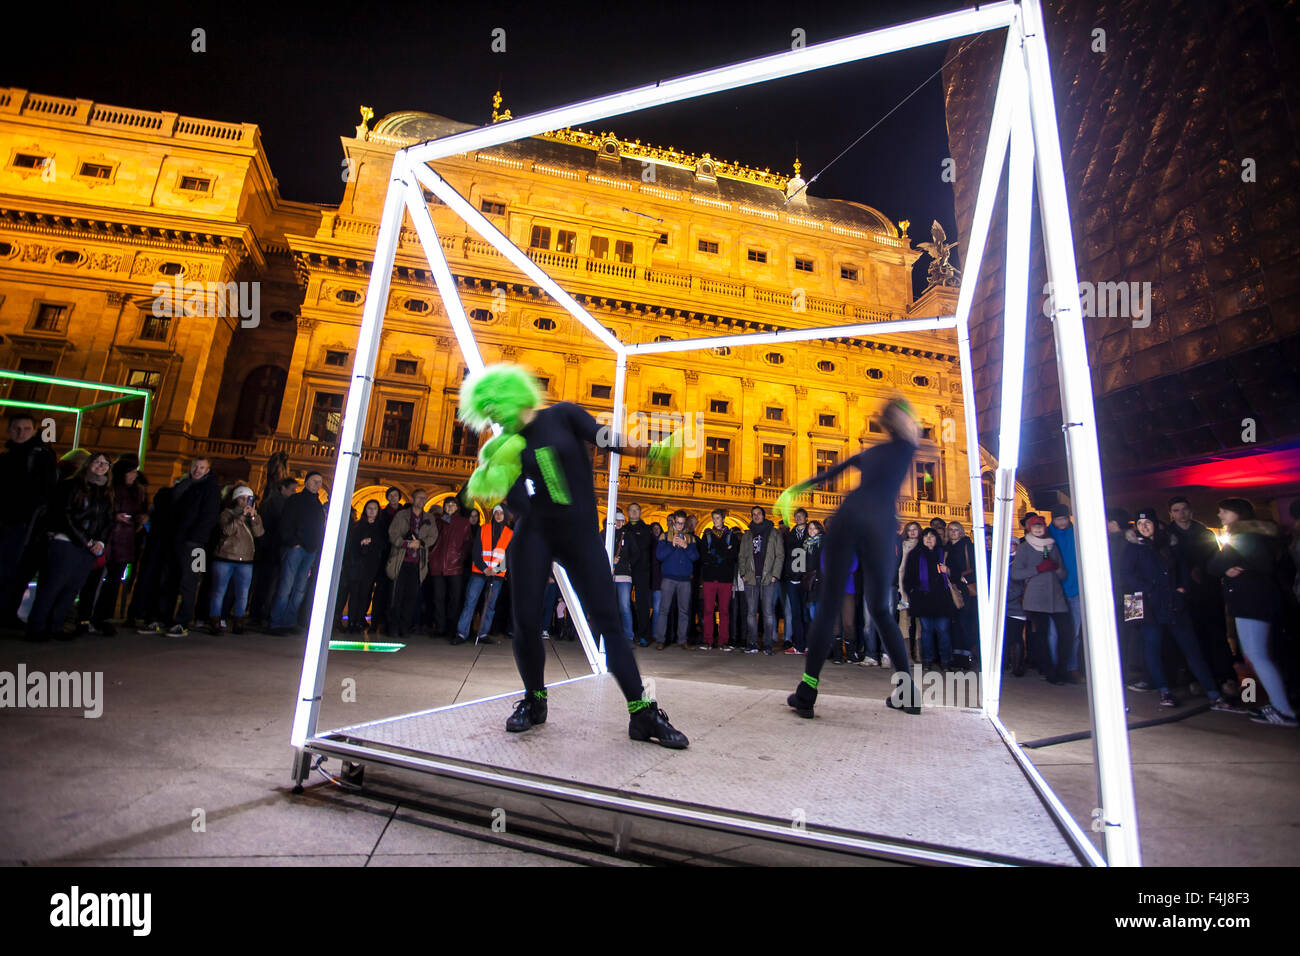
[26,451,113,642]
[1122,507,1240,710]
[1207,498,1294,726]
[1010,514,1073,685]
[903,527,956,668]
[945,521,980,668]
[87,455,147,635]
[457,363,688,749]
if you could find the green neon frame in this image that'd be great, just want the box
[0,369,152,465]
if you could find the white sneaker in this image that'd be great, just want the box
[722,646,735,653]
[1249,705,1299,727]
[880,654,892,668]
[859,657,879,667]
[541,630,550,639]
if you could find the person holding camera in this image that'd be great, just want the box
[208,486,264,634]
[653,511,699,649]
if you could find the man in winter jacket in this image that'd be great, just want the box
[623,503,655,644]
[653,512,699,649]
[269,472,328,633]
[371,486,404,634]
[698,509,739,649]
[1167,496,1234,690]
[781,508,810,652]
[0,412,58,626]
[1049,504,1083,680]
[167,457,222,635]
[427,495,474,639]
[737,506,784,654]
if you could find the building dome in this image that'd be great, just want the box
[370,111,474,144]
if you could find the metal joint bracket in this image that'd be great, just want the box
[1060,421,1083,431]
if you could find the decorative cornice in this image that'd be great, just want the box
[683,369,699,383]
[564,353,581,365]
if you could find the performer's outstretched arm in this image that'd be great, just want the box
[776,451,865,524]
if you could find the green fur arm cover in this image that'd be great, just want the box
[644,432,681,476]
[467,432,526,506]
[776,481,815,527]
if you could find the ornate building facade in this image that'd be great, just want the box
[1,87,1028,530]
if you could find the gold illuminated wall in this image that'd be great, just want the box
[0,89,1026,529]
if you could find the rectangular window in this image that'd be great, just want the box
[651,391,671,407]
[709,399,729,414]
[380,400,414,450]
[555,230,577,254]
[308,392,345,444]
[589,236,610,259]
[479,199,505,216]
[868,419,883,434]
[14,153,48,169]
[536,376,550,393]
[747,249,767,263]
[818,413,836,428]
[324,350,348,367]
[697,239,718,255]
[8,358,55,405]
[178,176,211,192]
[762,444,786,487]
[591,384,612,399]
[449,407,477,457]
[922,425,935,440]
[32,303,69,333]
[705,436,730,482]
[139,313,170,342]
[657,232,669,245]
[395,359,418,375]
[614,240,634,264]
[840,265,858,281]
[816,450,840,491]
[79,162,113,180]
[529,226,551,249]
[916,461,937,501]
[765,406,783,421]
[116,368,162,428]
[795,258,814,273]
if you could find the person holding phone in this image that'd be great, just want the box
[653,512,699,649]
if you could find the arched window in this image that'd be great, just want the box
[231,365,288,440]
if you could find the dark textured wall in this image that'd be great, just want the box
[943,0,1300,499]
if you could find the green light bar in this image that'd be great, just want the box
[0,369,150,397]
[327,641,406,653]
[0,400,82,414]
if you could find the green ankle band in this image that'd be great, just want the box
[628,697,654,714]
[801,673,819,689]
[531,689,548,700]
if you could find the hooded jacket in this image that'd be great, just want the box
[1051,520,1080,599]
[655,529,699,581]
[1121,527,1186,625]
[737,518,783,587]
[1207,519,1282,621]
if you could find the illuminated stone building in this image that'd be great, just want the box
[1,87,1029,530]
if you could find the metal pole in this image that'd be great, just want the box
[289,153,410,781]
[1018,0,1140,865]
[984,67,1036,718]
[138,391,152,466]
[603,351,628,565]
[73,410,82,450]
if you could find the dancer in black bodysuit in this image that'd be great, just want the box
[782,399,923,717]
[458,364,688,748]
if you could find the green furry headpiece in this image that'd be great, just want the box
[458,363,542,435]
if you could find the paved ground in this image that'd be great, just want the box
[1,627,1296,866]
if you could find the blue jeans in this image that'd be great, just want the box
[1236,617,1295,717]
[919,616,952,664]
[1140,612,1219,699]
[210,560,253,618]
[651,588,662,637]
[457,574,503,639]
[1066,593,1082,670]
[615,581,635,640]
[745,582,779,650]
[270,546,316,628]
[782,581,806,650]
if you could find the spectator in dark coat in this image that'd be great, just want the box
[269,472,328,633]
[371,486,404,635]
[1167,496,1235,689]
[344,499,384,633]
[1121,508,1236,710]
[26,452,113,642]
[698,510,739,650]
[87,455,147,635]
[250,476,296,626]
[164,458,222,635]
[623,503,655,644]
[903,527,955,667]
[0,412,58,626]
[1208,498,1296,727]
[427,496,474,639]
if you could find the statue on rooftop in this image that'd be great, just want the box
[914,220,961,289]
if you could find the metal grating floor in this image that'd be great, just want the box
[320,675,1082,865]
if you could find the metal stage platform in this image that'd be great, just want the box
[304,674,1093,866]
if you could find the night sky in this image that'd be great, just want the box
[9,0,979,292]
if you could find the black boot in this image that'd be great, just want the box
[231,616,246,635]
[1011,641,1026,677]
[787,679,818,718]
[884,673,922,715]
[628,701,689,749]
[506,694,547,733]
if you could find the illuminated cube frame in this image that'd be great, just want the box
[290,0,1140,866]
[0,369,152,465]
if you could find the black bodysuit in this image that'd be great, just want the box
[505,403,645,701]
